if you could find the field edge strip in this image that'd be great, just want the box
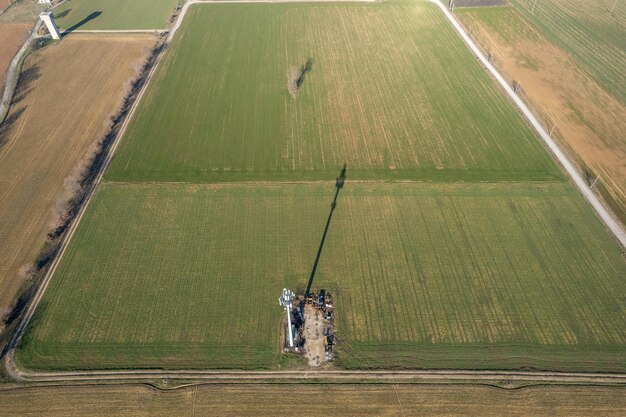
[428,0,626,248]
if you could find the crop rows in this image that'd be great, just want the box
[18,182,626,370]
[106,3,560,183]
[16,3,626,372]
[510,0,626,104]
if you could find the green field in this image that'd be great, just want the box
[510,0,626,104]
[106,3,560,183]
[53,0,180,31]
[17,182,626,370]
[16,2,626,372]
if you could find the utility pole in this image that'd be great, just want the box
[590,176,601,189]
[304,163,347,298]
[610,0,617,15]
[531,0,538,14]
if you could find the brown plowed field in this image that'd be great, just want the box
[0,22,31,91]
[0,384,624,416]
[0,34,154,323]
[458,7,626,221]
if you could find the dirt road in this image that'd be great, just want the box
[430,0,626,248]
[3,0,625,387]
[5,348,626,384]
[0,35,154,324]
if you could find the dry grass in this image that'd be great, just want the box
[458,6,626,220]
[0,34,154,323]
[510,0,625,104]
[0,22,31,91]
[0,384,625,416]
[0,0,45,23]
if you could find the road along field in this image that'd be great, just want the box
[1,383,625,417]
[509,0,626,105]
[53,0,181,31]
[0,34,154,327]
[12,2,626,373]
[456,6,626,230]
[16,182,626,371]
[106,3,561,184]
[0,0,45,23]
[0,22,31,92]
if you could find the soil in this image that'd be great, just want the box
[0,23,31,91]
[459,10,626,214]
[303,303,325,366]
[0,0,12,13]
[1,384,625,416]
[0,34,154,322]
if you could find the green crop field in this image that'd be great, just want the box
[106,3,561,183]
[15,2,626,372]
[510,0,626,104]
[53,0,180,31]
[17,182,626,370]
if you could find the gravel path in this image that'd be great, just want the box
[430,0,626,248]
[3,0,624,385]
[5,350,626,384]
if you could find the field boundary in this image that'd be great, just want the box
[0,38,166,373]
[0,0,70,124]
[0,0,383,376]
[429,0,626,248]
[5,351,626,385]
[0,21,41,124]
[66,29,165,34]
[3,0,625,383]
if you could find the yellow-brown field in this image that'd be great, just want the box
[0,34,154,322]
[0,383,625,416]
[0,22,30,92]
[458,6,626,222]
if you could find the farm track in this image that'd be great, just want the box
[67,29,164,34]
[5,351,626,385]
[4,0,625,384]
[0,0,377,379]
[429,0,626,248]
[0,35,154,326]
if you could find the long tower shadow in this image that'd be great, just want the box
[61,11,102,35]
[304,163,347,297]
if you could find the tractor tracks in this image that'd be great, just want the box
[4,349,626,386]
[429,0,626,248]
[3,0,625,387]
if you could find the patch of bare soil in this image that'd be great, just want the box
[0,34,155,327]
[459,9,626,217]
[0,22,31,90]
[303,303,325,366]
